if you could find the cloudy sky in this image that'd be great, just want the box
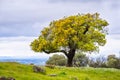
[0,0,120,58]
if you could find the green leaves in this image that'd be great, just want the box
[30,13,109,53]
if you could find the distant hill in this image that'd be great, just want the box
[0,56,48,65]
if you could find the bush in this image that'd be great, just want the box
[88,56,107,68]
[73,53,88,67]
[46,54,67,66]
[107,54,120,69]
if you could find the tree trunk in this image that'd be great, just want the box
[66,49,75,67]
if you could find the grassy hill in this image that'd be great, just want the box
[0,62,120,80]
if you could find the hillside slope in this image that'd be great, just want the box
[0,62,120,80]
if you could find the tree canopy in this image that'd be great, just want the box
[30,13,109,66]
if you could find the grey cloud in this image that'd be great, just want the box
[0,23,43,37]
[0,0,120,36]
[48,0,103,3]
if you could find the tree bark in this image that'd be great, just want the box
[66,49,75,67]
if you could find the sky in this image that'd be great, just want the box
[0,0,120,58]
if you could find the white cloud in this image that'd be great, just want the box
[0,35,120,58]
[89,34,120,58]
[0,0,120,58]
[0,37,49,58]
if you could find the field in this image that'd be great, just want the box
[0,62,120,80]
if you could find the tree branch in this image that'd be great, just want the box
[83,25,90,34]
[61,50,68,57]
[43,49,68,56]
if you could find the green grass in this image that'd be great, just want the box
[0,62,120,80]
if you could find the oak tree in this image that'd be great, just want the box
[30,13,108,67]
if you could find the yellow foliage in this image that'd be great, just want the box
[30,13,109,53]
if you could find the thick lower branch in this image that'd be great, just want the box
[43,49,67,55]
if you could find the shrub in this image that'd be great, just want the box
[107,54,120,69]
[73,53,88,67]
[46,54,67,66]
[88,56,107,68]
